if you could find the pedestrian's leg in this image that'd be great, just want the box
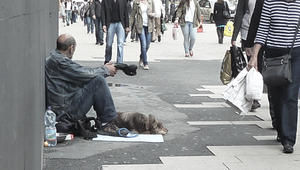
[91,18,94,34]
[99,20,104,44]
[280,48,300,147]
[216,27,222,43]
[95,18,100,44]
[180,24,189,56]
[116,22,125,64]
[157,17,162,41]
[138,27,147,66]
[188,22,196,56]
[105,24,116,64]
[86,17,91,33]
[220,27,224,44]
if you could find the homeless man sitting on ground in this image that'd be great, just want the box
[45,34,126,137]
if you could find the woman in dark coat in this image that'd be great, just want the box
[213,0,229,44]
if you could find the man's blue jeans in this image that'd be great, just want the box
[86,17,94,34]
[65,10,71,25]
[105,22,125,64]
[180,22,196,54]
[69,75,117,123]
[138,26,151,65]
[266,47,300,146]
[95,17,104,43]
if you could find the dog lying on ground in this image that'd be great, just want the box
[114,112,168,135]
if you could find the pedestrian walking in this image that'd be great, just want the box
[65,0,72,26]
[84,0,95,34]
[231,0,261,111]
[213,0,229,44]
[174,0,201,57]
[91,0,104,45]
[248,0,300,154]
[152,0,165,42]
[101,0,130,64]
[130,0,155,70]
[71,1,78,24]
[59,0,67,26]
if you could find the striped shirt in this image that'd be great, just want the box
[255,0,300,48]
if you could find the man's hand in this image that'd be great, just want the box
[245,47,253,57]
[125,27,130,33]
[92,15,96,20]
[174,19,179,27]
[103,25,107,33]
[248,55,258,71]
[105,62,117,76]
[231,41,236,46]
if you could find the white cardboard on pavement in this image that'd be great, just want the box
[93,134,164,143]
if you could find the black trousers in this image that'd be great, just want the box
[216,27,224,44]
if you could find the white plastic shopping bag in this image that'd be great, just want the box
[172,26,178,40]
[224,68,252,114]
[245,68,264,101]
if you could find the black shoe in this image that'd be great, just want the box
[250,100,261,112]
[100,42,104,46]
[97,120,129,137]
[276,136,281,142]
[158,36,161,42]
[96,42,99,45]
[283,144,294,154]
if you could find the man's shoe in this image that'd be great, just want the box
[100,42,104,46]
[143,65,149,70]
[139,60,143,67]
[96,42,99,45]
[276,136,281,142]
[97,121,129,137]
[283,144,294,154]
[250,100,261,112]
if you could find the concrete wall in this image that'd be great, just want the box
[0,0,57,169]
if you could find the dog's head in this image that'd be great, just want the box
[148,114,168,135]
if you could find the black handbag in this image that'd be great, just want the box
[223,2,231,19]
[262,17,300,86]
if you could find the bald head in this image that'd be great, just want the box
[56,34,76,51]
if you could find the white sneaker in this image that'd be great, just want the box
[143,65,149,70]
[139,60,143,67]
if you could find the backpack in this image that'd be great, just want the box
[56,114,99,140]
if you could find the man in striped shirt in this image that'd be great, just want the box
[249,0,300,154]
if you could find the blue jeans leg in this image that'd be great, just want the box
[105,23,117,63]
[138,26,151,65]
[116,22,125,64]
[86,17,91,33]
[70,76,117,122]
[181,22,196,54]
[281,47,300,146]
[95,18,103,43]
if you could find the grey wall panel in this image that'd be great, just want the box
[0,0,57,169]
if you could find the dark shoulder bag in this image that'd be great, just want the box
[262,17,300,86]
[223,2,231,19]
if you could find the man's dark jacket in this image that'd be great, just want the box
[101,0,129,29]
[244,0,264,48]
[231,0,249,41]
[91,0,102,18]
[45,50,109,120]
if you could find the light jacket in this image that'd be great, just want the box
[176,0,201,28]
[129,0,155,34]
